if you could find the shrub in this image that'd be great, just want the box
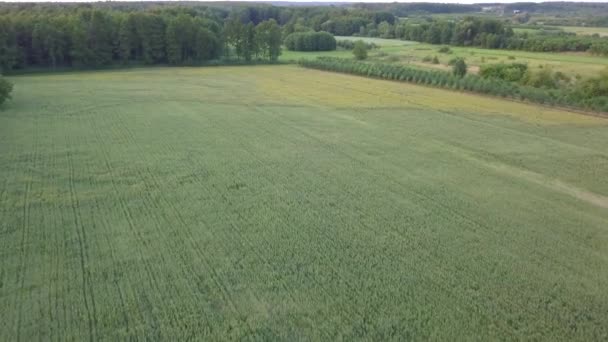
[438,46,452,54]
[452,58,467,77]
[422,55,433,62]
[432,56,440,64]
[353,40,368,60]
[522,67,559,89]
[479,63,528,82]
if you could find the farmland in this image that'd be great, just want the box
[1,65,608,340]
[552,25,608,37]
[285,37,608,80]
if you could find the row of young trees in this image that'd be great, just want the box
[284,31,336,51]
[298,57,608,113]
[0,7,287,72]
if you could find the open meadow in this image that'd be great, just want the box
[552,25,608,37]
[1,65,608,340]
[294,37,608,80]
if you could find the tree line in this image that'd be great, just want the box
[0,1,401,71]
[390,17,608,55]
[0,6,286,72]
[299,57,608,113]
[284,31,336,51]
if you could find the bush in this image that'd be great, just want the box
[0,77,13,106]
[353,41,368,60]
[432,56,440,64]
[479,63,528,82]
[451,58,467,77]
[284,31,337,51]
[438,46,452,54]
[422,55,433,62]
[387,55,400,62]
[521,67,559,89]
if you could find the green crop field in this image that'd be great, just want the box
[1,65,608,340]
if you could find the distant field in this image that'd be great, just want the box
[554,25,608,37]
[334,36,416,47]
[280,36,414,61]
[289,36,608,79]
[393,43,608,78]
[1,66,608,340]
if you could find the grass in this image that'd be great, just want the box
[287,36,608,79]
[280,37,414,61]
[1,65,608,340]
[280,48,352,61]
[380,42,608,79]
[553,25,608,37]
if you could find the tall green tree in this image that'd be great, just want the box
[0,18,19,72]
[88,10,114,66]
[224,15,244,60]
[255,19,281,61]
[166,15,194,65]
[193,24,220,61]
[117,14,137,63]
[137,14,166,64]
[243,22,257,61]
[32,19,67,68]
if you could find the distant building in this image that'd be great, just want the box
[481,6,501,12]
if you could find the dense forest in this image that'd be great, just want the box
[0,4,288,71]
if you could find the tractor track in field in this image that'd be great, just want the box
[132,104,274,337]
[253,106,532,336]
[266,75,608,212]
[99,107,261,335]
[5,67,608,340]
[239,105,503,335]
[441,142,608,210]
[148,101,337,337]
[15,118,36,342]
[113,110,235,332]
[92,108,185,336]
[65,133,98,342]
